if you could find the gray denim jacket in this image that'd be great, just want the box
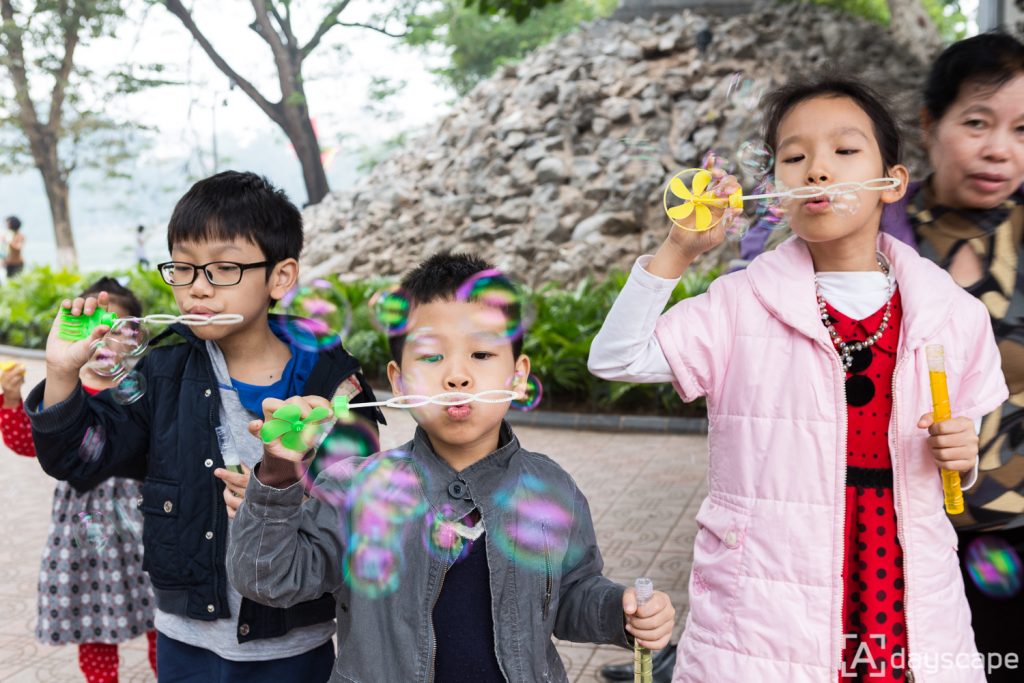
[228,422,629,682]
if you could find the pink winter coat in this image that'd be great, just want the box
[656,233,1008,683]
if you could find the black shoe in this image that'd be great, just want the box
[600,644,677,682]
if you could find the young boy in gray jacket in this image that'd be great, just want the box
[227,252,675,682]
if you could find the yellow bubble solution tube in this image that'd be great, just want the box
[926,344,964,515]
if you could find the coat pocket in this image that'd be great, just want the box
[688,497,750,635]
[139,477,185,584]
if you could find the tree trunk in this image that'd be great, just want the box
[283,106,330,206]
[40,168,77,270]
[886,0,944,64]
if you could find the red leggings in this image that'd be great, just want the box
[77,630,157,683]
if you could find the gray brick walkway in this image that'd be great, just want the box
[0,358,707,682]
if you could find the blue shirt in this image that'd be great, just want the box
[226,320,320,416]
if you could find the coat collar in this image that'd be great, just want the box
[410,421,520,518]
[744,232,955,353]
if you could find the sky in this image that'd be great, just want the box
[0,1,452,271]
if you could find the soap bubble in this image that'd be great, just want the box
[343,541,402,599]
[735,141,773,177]
[700,149,733,175]
[828,183,862,216]
[368,285,412,337]
[85,340,128,378]
[491,473,574,571]
[340,453,427,598]
[511,374,543,411]
[726,73,764,111]
[106,319,150,358]
[79,426,106,463]
[422,503,477,563]
[724,214,752,242]
[71,511,110,552]
[965,535,1023,599]
[281,279,352,352]
[455,269,532,343]
[302,415,381,504]
[111,370,146,406]
[114,498,143,539]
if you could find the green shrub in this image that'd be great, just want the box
[0,265,715,415]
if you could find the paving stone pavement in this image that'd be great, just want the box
[0,358,708,682]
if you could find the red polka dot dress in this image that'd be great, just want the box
[822,291,910,682]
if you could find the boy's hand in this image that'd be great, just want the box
[622,588,675,650]
[247,395,333,488]
[1,363,26,408]
[917,412,978,473]
[213,464,250,519]
[45,294,112,379]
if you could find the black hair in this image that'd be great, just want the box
[389,252,524,364]
[762,74,903,172]
[924,32,1024,122]
[6,216,21,231]
[166,171,303,269]
[80,276,143,319]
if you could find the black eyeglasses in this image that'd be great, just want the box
[156,261,270,287]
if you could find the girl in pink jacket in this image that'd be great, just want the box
[589,76,1009,683]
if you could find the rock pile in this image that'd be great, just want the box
[303,2,928,285]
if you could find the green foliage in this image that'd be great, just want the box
[787,0,968,40]
[0,264,716,415]
[404,0,616,96]
[0,265,175,349]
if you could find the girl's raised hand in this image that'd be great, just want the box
[652,174,741,279]
[1,363,26,408]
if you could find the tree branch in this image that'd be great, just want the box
[0,0,44,142]
[48,1,83,132]
[337,21,408,38]
[163,0,283,124]
[300,0,351,60]
[266,1,295,49]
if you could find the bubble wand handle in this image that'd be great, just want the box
[633,577,654,683]
[926,345,964,515]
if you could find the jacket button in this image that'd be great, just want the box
[238,623,250,637]
[204,459,214,468]
[447,480,469,499]
[136,496,143,508]
[723,529,739,549]
[206,604,215,613]
[163,501,173,514]
[205,531,214,540]
[204,389,212,397]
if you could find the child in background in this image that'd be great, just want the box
[228,252,676,683]
[1,277,157,683]
[589,76,1008,682]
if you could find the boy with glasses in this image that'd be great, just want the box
[26,171,382,682]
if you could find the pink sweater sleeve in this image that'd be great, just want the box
[0,402,37,457]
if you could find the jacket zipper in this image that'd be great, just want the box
[542,526,552,620]
[889,355,914,683]
[826,344,849,681]
[427,558,450,683]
